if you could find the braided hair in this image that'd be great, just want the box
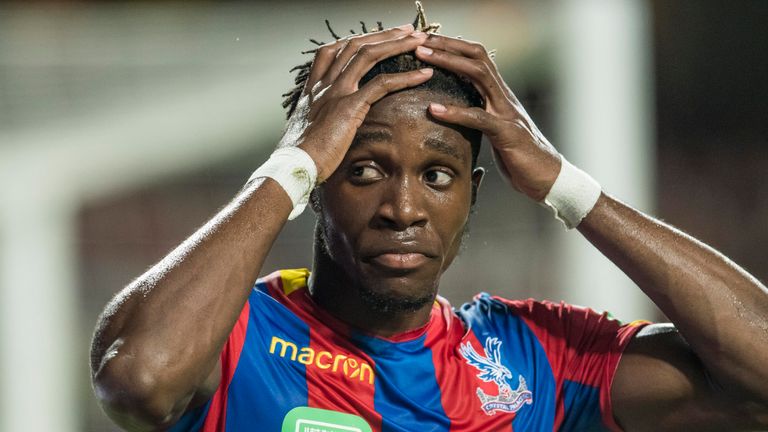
[282,1,485,166]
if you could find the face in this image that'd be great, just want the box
[315,89,483,312]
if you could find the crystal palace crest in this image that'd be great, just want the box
[459,337,533,415]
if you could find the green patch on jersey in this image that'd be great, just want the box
[281,406,372,432]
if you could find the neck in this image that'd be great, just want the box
[308,239,435,338]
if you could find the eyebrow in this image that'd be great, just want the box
[351,129,465,162]
[424,137,465,162]
[352,130,392,147]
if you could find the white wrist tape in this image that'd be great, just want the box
[543,157,602,229]
[248,147,317,220]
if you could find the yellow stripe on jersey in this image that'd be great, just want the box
[279,268,310,296]
[626,319,652,327]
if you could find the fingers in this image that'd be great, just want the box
[416,44,510,110]
[303,43,344,96]
[304,24,414,97]
[353,68,434,106]
[428,103,501,136]
[334,31,429,91]
[422,34,491,61]
[419,35,520,106]
[319,24,416,90]
[421,35,503,83]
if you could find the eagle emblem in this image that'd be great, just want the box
[459,337,533,415]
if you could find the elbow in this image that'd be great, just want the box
[92,351,185,431]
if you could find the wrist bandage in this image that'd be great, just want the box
[543,157,602,229]
[248,147,318,220]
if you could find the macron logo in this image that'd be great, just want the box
[269,336,375,385]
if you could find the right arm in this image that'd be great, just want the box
[89,24,430,431]
[89,178,292,430]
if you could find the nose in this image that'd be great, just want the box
[374,174,428,231]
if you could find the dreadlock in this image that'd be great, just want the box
[281,1,485,165]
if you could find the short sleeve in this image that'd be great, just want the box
[168,299,252,432]
[496,297,650,432]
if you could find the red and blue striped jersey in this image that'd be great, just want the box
[170,269,648,432]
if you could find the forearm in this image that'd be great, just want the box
[91,178,291,426]
[578,192,768,399]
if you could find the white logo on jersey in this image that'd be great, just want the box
[459,337,533,415]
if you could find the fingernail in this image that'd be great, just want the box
[410,31,426,38]
[430,103,447,113]
[397,23,414,32]
[416,46,433,55]
[419,68,433,75]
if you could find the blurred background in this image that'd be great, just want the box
[0,0,766,430]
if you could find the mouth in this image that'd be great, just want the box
[361,240,439,273]
[367,252,431,271]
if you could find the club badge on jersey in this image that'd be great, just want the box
[459,337,534,416]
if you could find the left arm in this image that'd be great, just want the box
[417,34,768,430]
[580,193,768,430]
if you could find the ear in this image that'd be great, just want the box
[471,167,485,206]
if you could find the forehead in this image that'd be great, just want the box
[364,89,454,124]
[360,90,473,157]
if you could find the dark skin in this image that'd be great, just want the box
[90,25,768,431]
[310,90,483,336]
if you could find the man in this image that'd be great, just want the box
[90,10,768,432]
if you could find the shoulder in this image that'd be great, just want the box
[455,293,547,321]
[455,294,647,430]
[253,268,309,295]
[456,293,643,336]
[248,268,312,311]
[456,293,649,379]
[457,292,608,317]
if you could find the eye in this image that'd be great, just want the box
[350,164,383,183]
[424,169,453,186]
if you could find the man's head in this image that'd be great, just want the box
[284,18,486,315]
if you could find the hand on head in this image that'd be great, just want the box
[282,23,561,201]
[416,35,561,201]
[283,24,433,182]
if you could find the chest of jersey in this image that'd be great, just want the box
[223,288,555,432]
[171,270,630,432]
